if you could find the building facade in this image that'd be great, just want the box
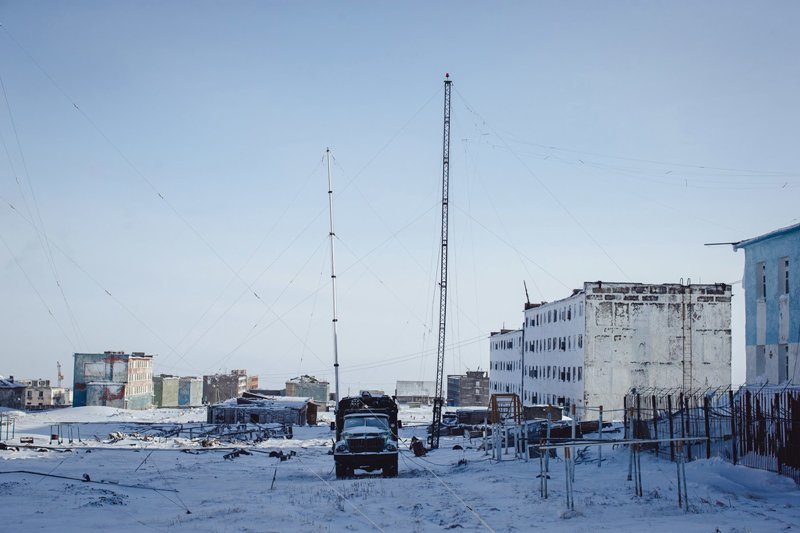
[21,379,72,409]
[285,375,329,404]
[490,282,732,419]
[0,376,26,410]
[178,377,203,406]
[154,375,180,407]
[489,329,523,399]
[72,351,154,410]
[203,371,248,404]
[395,381,436,404]
[734,223,800,385]
[447,370,490,406]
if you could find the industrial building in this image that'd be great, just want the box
[0,376,26,410]
[203,370,248,404]
[395,381,436,405]
[20,379,72,409]
[72,351,154,410]
[285,375,329,404]
[207,392,317,426]
[733,223,799,385]
[490,281,732,419]
[446,370,490,406]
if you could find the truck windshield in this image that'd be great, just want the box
[343,416,389,432]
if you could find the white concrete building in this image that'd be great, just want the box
[489,329,522,397]
[490,282,732,419]
[21,379,72,409]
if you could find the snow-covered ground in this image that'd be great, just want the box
[1,406,798,532]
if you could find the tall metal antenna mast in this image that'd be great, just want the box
[430,74,452,449]
[326,148,341,407]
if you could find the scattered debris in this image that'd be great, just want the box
[268,450,296,461]
[223,448,253,461]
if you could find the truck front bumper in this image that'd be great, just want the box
[334,451,397,470]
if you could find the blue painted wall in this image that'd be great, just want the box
[738,227,800,347]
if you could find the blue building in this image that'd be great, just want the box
[734,223,800,385]
[73,351,154,409]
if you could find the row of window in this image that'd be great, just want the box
[492,360,523,372]
[527,334,584,354]
[756,257,790,299]
[493,338,518,351]
[527,364,582,383]
[526,302,584,327]
[128,384,152,396]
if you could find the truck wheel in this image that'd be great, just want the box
[382,458,398,477]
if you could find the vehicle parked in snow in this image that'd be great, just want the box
[333,392,399,478]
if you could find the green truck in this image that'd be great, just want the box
[333,392,399,478]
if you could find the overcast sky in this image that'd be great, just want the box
[2,2,798,392]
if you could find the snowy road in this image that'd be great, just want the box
[1,407,798,532]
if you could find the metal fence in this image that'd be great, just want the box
[623,385,800,483]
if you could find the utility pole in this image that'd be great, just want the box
[430,74,452,450]
[326,148,341,408]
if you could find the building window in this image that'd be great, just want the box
[780,258,789,295]
[757,262,766,299]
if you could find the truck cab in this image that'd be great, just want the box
[334,392,399,478]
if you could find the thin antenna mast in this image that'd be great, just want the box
[326,148,341,407]
[430,74,452,450]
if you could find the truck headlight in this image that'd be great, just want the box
[385,441,397,452]
[335,442,349,453]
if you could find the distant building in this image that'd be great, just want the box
[20,379,72,409]
[0,376,26,410]
[490,282,732,419]
[207,392,317,426]
[395,381,436,405]
[203,371,248,404]
[447,371,490,406]
[73,351,154,410]
[734,223,800,385]
[248,375,259,391]
[154,375,180,407]
[285,375,329,404]
[178,377,203,407]
[154,375,203,408]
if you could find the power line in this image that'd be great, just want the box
[0,229,77,351]
[454,88,631,281]
[0,70,88,349]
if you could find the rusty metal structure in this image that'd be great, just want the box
[489,393,523,425]
[624,385,800,483]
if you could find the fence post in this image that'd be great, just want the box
[624,395,628,440]
[667,394,675,462]
[652,395,659,457]
[729,389,737,465]
[636,394,642,440]
[704,395,711,459]
[683,394,692,461]
[598,405,603,467]
[775,393,782,475]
